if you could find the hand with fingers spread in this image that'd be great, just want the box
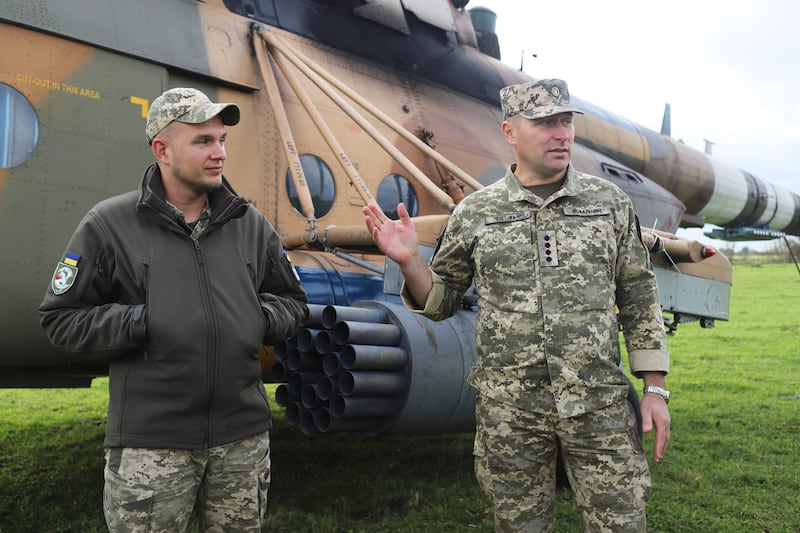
[362,202,420,267]
[362,202,432,309]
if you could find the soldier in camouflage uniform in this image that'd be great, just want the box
[363,79,670,532]
[40,88,308,532]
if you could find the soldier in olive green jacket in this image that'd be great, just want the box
[40,88,307,532]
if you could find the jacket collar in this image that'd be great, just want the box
[136,163,249,231]
[505,164,582,205]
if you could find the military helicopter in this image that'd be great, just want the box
[2,0,774,436]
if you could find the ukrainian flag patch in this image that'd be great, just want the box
[64,252,80,267]
[51,253,80,295]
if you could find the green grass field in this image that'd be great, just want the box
[1,263,798,532]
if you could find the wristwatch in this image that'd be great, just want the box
[643,385,670,403]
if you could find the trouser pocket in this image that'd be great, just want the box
[103,448,155,531]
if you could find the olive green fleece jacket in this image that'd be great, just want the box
[39,164,308,448]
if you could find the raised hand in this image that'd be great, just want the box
[362,202,420,267]
[362,202,433,308]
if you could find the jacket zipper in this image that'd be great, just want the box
[193,238,218,447]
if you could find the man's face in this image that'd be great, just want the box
[503,112,575,181]
[158,116,228,195]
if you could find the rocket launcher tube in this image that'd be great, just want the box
[642,229,712,263]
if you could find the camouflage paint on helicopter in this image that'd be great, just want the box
[0,0,738,435]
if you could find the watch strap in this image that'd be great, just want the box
[643,385,670,403]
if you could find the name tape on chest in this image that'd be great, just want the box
[563,206,610,216]
[485,210,531,225]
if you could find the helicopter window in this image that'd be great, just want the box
[285,154,336,218]
[0,84,39,168]
[377,173,418,219]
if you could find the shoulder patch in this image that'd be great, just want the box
[51,254,80,295]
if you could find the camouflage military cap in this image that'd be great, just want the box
[145,87,240,144]
[500,79,584,121]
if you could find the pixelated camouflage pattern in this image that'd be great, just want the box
[103,431,270,532]
[188,201,212,239]
[163,197,212,239]
[474,396,651,532]
[410,165,668,418]
[145,87,240,143]
[500,79,584,121]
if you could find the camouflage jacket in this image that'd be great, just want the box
[406,165,668,418]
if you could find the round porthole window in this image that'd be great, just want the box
[285,154,336,218]
[377,173,418,219]
[0,84,39,168]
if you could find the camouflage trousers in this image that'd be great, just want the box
[474,396,651,533]
[103,431,270,533]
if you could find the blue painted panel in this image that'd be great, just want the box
[296,267,400,306]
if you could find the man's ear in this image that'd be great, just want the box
[501,120,516,145]
[151,137,169,163]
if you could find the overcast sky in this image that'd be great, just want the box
[475,0,799,249]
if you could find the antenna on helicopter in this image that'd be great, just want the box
[519,50,537,71]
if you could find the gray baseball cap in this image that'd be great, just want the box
[145,87,240,144]
[500,79,583,121]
